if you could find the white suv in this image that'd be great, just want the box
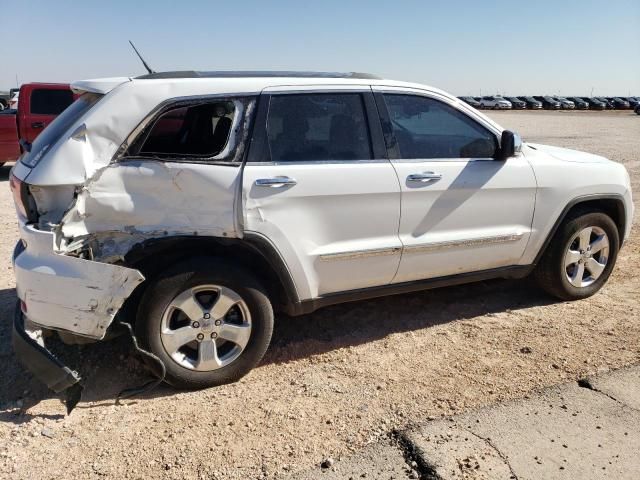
[10,71,633,409]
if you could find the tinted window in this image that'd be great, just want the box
[139,101,235,157]
[267,93,371,162]
[383,94,497,159]
[30,89,74,115]
[21,93,103,168]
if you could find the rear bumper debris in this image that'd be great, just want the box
[12,303,83,413]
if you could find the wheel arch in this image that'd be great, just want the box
[533,194,627,265]
[117,234,300,325]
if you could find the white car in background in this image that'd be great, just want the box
[9,71,633,411]
[480,95,512,109]
[8,92,19,109]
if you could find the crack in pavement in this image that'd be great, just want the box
[392,429,443,480]
[464,428,519,480]
[577,378,640,412]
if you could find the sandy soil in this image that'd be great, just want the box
[0,110,638,479]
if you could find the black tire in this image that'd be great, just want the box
[136,257,274,389]
[534,211,619,301]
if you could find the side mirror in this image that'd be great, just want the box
[497,130,522,160]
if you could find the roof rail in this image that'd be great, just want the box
[136,70,382,80]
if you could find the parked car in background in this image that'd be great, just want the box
[606,97,630,109]
[580,97,606,110]
[505,97,526,109]
[457,96,481,108]
[565,97,589,109]
[534,96,561,110]
[0,83,76,165]
[480,95,511,109]
[625,97,640,108]
[553,97,575,109]
[8,92,19,110]
[635,103,640,115]
[0,109,20,163]
[595,97,615,109]
[519,97,543,109]
[9,71,634,408]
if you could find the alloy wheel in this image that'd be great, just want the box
[564,226,609,288]
[160,284,252,371]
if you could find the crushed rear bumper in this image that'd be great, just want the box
[13,223,144,339]
[12,302,83,412]
[10,224,144,412]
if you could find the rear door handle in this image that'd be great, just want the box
[407,172,442,182]
[255,176,297,188]
[31,122,45,129]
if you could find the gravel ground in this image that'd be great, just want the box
[0,110,638,479]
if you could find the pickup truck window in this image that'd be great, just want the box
[21,93,103,168]
[30,89,74,115]
[383,94,497,159]
[138,101,235,157]
[267,93,372,162]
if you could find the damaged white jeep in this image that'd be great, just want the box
[10,71,633,410]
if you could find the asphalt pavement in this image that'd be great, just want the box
[288,365,640,479]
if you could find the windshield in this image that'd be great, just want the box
[20,92,103,168]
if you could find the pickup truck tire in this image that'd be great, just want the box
[136,257,274,389]
[535,211,619,300]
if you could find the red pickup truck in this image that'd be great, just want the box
[0,83,76,165]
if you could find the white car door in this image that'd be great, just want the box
[241,86,402,300]
[372,87,537,283]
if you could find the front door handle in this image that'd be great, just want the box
[31,122,45,129]
[255,176,297,188]
[407,171,442,182]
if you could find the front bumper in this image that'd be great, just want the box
[13,223,144,339]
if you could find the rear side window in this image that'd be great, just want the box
[138,101,235,158]
[267,93,372,162]
[30,89,74,115]
[383,94,497,159]
[21,93,103,168]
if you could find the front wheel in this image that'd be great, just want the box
[136,257,274,389]
[534,211,619,301]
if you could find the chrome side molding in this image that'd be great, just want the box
[318,233,524,262]
[319,246,402,262]
[404,233,525,254]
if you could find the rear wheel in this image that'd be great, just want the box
[136,257,273,389]
[535,211,619,300]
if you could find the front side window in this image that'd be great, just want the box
[383,94,497,159]
[266,93,372,162]
[138,100,236,158]
[30,89,74,115]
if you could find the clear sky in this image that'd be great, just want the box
[1,0,639,96]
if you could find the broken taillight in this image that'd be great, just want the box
[10,173,31,219]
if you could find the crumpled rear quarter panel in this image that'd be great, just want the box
[60,160,241,239]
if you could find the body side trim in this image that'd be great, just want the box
[291,265,532,315]
[319,247,401,262]
[404,233,525,254]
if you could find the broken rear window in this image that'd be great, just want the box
[138,101,235,158]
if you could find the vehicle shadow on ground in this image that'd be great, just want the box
[0,277,555,423]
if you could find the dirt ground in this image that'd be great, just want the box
[1,110,638,479]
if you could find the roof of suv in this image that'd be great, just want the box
[136,71,383,80]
